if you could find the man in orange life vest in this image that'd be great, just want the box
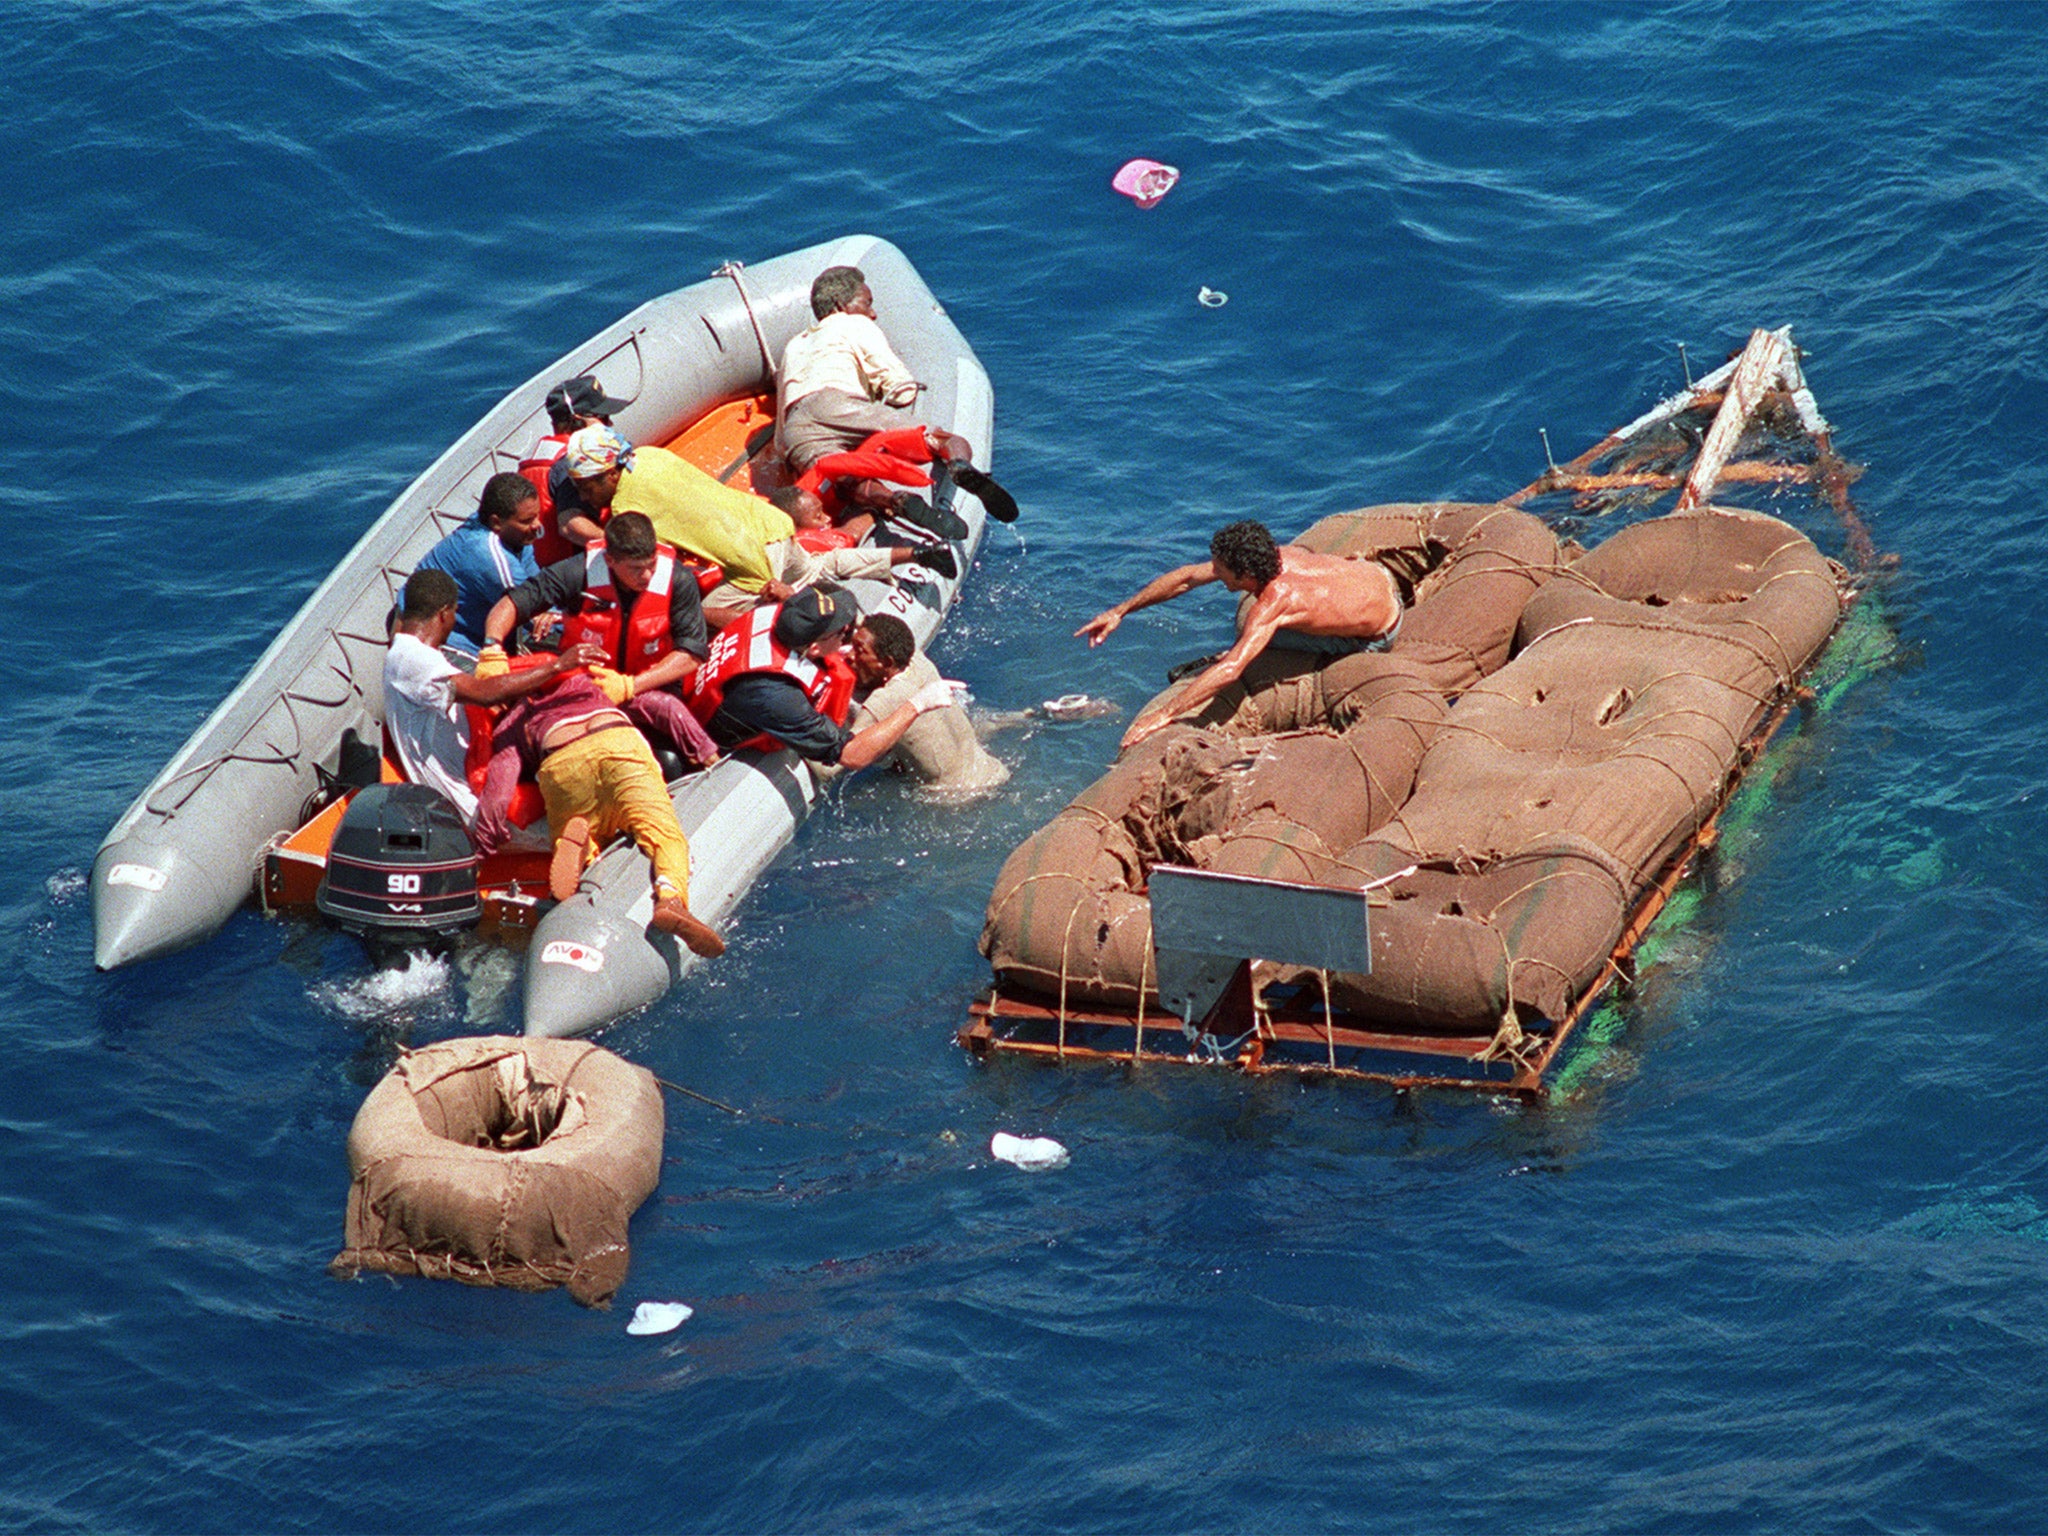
[685,585,956,769]
[519,373,634,565]
[481,511,717,768]
[389,570,723,958]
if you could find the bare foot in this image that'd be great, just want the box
[549,816,593,901]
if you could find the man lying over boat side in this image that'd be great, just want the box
[684,586,957,770]
[693,483,957,628]
[1077,519,1405,750]
[414,472,544,658]
[836,613,1009,794]
[560,427,954,630]
[387,569,724,958]
[480,511,717,769]
[778,264,1019,526]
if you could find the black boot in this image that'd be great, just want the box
[952,465,1019,523]
[885,491,969,542]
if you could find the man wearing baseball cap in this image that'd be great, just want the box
[685,586,955,769]
[528,374,637,556]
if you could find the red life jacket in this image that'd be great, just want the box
[794,525,857,554]
[558,541,679,677]
[518,431,577,568]
[685,602,856,753]
[461,652,562,828]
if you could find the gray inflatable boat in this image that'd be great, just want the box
[93,236,996,1039]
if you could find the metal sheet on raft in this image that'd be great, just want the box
[1147,866,1372,1024]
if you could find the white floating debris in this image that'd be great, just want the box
[625,1301,694,1336]
[991,1132,1069,1172]
[1038,693,1119,721]
[1197,286,1228,308]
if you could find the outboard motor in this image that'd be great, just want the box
[316,784,480,953]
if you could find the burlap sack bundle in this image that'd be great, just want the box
[1517,506,1841,685]
[1306,834,1636,1030]
[981,675,1443,1003]
[1379,619,1800,888]
[979,732,1208,1007]
[1303,508,1843,1033]
[331,1036,663,1307]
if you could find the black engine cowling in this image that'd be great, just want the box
[315,784,480,945]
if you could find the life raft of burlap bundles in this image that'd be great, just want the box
[331,1036,663,1306]
[979,503,1560,1006]
[1306,505,1845,1034]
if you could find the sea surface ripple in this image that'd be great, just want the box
[5,3,2048,1530]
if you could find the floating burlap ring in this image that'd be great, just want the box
[330,1036,663,1307]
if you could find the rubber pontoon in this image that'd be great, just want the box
[95,236,995,1039]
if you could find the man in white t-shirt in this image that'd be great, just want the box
[382,568,601,823]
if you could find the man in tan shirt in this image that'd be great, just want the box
[779,265,1017,526]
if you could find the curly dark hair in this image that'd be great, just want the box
[810,266,867,319]
[859,612,916,672]
[1210,520,1281,587]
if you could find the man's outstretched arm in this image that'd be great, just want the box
[1075,561,1218,646]
[1119,594,1290,749]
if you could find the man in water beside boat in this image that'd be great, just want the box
[414,472,545,658]
[558,426,955,629]
[779,265,1019,531]
[685,586,957,771]
[1077,519,1404,750]
[386,568,725,957]
[835,613,1009,794]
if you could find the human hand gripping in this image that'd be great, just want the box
[587,665,637,704]
[1119,706,1175,752]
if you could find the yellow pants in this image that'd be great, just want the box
[536,728,691,900]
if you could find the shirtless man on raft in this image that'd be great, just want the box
[1077,519,1403,750]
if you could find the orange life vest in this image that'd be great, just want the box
[519,431,578,568]
[794,525,857,554]
[558,541,679,677]
[685,602,856,753]
[461,652,562,828]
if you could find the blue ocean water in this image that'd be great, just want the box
[7,1,2048,1528]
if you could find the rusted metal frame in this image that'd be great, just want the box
[962,1006,1530,1095]
[1511,636,1830,1092]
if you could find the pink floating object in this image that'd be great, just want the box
[1112,158,1180,209]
